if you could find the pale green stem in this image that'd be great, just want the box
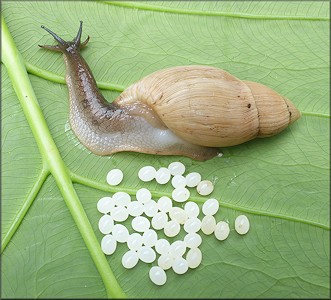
[1,15,126,299]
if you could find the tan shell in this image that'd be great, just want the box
[115,65,300,147]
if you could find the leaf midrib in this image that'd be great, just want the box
[103,1,330,21]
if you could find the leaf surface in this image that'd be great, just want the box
[1,1,330,298]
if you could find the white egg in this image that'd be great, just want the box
[158,253,174,270]
[157,196,172,213]
[155,238,170,255]
[113,192,131,207]
[98,214,114,234]
[197,180,214,196]
[184,201,200,218]
[122,250,139,269]
[106,169,123,186]
[138,246,156,263]
[101,234,117,255]
[235,215,250,235]
[171,175,187,189]
[184,233,202,248]
[185,172,202,187]
[168,161,185,176]
[214,221,230,241]
[136,188,152,203]
[169,240,186,258]
[201,215,216,235]
[111,206,129,222]
[183,218,202,234]
[97,197,114,214]
[155,167,171,184]
[112,224,129,243]
[144,200,158,217]
[138,166,156,182]
[164,220,180,237]
[127,233,143,251]
[149,266,167,286]
[169,207,188,225]
[172,187,190,203]
[151,212,168,230]
[202,198,219,216]
[127,201,144,217]
[132,216,150,232]
[142,229,158,247]
[172,257,189,274]
[186,248,202,269]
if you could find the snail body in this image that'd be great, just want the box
[40,22,300,161]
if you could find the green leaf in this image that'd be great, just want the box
[1,1,329,298]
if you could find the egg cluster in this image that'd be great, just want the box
[98,161,250,286]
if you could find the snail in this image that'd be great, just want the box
[39,21,300,161]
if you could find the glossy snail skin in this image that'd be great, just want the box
[39,22,300,161]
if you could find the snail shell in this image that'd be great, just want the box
[40,22,300,161]
[116,66,300,147]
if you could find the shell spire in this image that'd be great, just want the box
[243,81,300,137]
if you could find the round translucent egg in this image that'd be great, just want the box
[113,192,131,207]
[155,167,171,184]
[184,233,202,248]
[184,201,200,218]
[111,206,129,222]
[169,207,188,225]
[138,166,156,182]
[127,201,144,217]
[197,180,214,196]
[144,200,158,217]
[164,220,180,237]
[171,175,187,189]
[132,216,150,232]
[186,248,202,269]
[201,215,216,235]
[169,240,186,258]
[168,161,185,176]
[157,196,172,213]
[151,212,168,230]
[235,215,250,235]
[142,229,158,247]
[127,233,143,251]
[158,254,174,270]
[149,266,167,286]
[138,246,156,263]
[155,238,170,255]
[97,197,114,214]
[98,214,114,234]
[172,187,190,203]
[214,221,230,241]
[136,188,152,203]
[183,218,202,233]
[185,172,202,188]
[112,224,129,243]
[101,234,117,255]
[106,169,123,186]
[172,257,189,274]
[122,250,139,269]
[202,198,219,216]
